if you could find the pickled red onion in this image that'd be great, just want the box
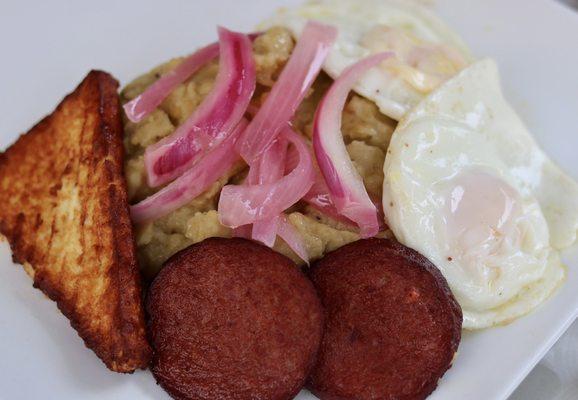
[283,140,354,227]
[144,27,256,187]
[218,128,314,228]
[124,32,261,123]
[251,218,278,247]
[234,138,287,245]
[123,43,219,123]
[235,137,309,262]
[130,120,247,224]
[236,21,337,164]
[232,225,252,240]
[304,174,387,231]
[251,137,288,247]
[278,216,309,264]
[303,175,354,226]
[313,52,393,238]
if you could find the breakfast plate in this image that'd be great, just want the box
[1,0,577,399]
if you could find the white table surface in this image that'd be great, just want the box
[512,321,578,399]
[511,3,578,400]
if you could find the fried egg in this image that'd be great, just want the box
[262,0,473,120]
[383,59,578,329]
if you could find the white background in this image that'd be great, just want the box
[0,1,577,399]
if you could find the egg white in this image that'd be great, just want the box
[262,0,473,120]
[383,59,576,329]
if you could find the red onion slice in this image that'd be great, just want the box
[124,43,219,123]
[234,138,287,245]
[251,218,278,247]
[313,52,393,238]
[237,136,310,262]
[303,175,355,226]
[283,140,354,227]
[130,120,247,224]
[124,32,261,123]
[251,137,288,247]
[236,21,337,164]
[218,127,315,228]
[304,175,387,231]
[278,216,309,264]
[144,27,256,187]
[232,225,252,240]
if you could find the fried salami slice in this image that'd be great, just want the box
[146,238,324,400]
[308,238,462,400]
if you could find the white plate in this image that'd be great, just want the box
[0,1,577,399]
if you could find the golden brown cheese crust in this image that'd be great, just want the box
[0,71,151,372]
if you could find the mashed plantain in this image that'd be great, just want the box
[122,27,396,277]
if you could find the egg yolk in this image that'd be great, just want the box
[443,171,521,263]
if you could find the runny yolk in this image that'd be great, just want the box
[443,170,521,261]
